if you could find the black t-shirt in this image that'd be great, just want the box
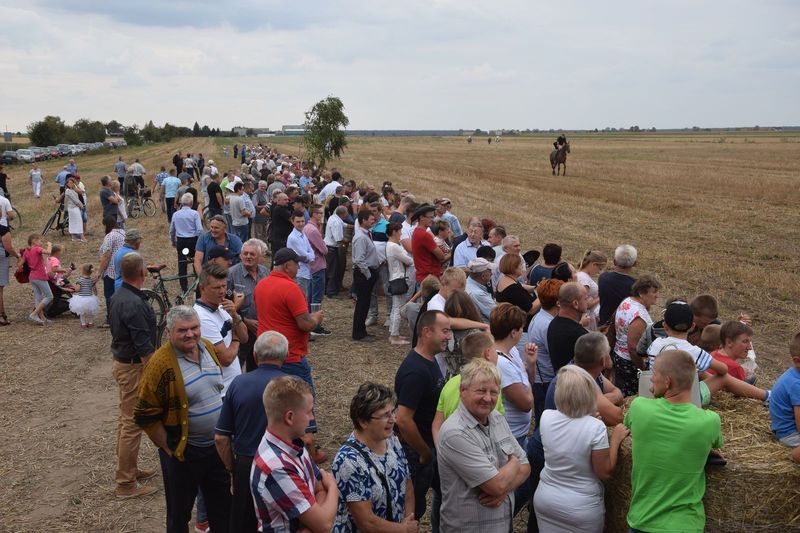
[496,281,535,330]
[394,349,444,446]
[0,172,8,195]
[207,182,222,209]
[186,186,199,209]
[270,204,293,247]
[597,271,636,326]
[547,316,588,374]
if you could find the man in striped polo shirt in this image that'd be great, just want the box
[251,376,339,533]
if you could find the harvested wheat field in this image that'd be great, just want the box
[1,133,799,532]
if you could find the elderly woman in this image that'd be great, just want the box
[63,178,86,242]
[192,214,243,273]
[533,365,628,533]
[525,279,564,428]
[0,219,20,325]
[332,382,416,533]
[611,274,662,397]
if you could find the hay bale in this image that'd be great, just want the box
[604,393,800,533]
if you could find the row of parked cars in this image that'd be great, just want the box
[0,140,128,165]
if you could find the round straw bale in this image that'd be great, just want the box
[604,392,800,532]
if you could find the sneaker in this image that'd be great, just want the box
[28,313,44,325]
[136,468,158,481]
[194,521,210,533]
[313,326,332,336]
[390,337,410,346]
[114,483,159,499]
[365,316,378,327]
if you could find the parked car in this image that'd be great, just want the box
[31,147,48,161]
[16,148,35,163]
[48,146,61,158]
[57,144,71,156]
[69,145,81,155]
[1,151,18,165]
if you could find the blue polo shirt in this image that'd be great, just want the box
[113,244,137,291]
[162,175,182,198]
[55,170,69,187]
[196,231,242,266]
[215,364,286,456]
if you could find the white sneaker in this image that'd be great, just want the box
[365,316,378,327]
[28,313,44,325]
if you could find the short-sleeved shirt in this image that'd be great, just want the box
[251,430,322,533]
[465,277,496,322]
[215,364,285,456]
[527,309,556,384]
[437,374,505,419]
[23,246,48,281]
[598,271,636,326]
[394,350,444,446]
[647,336,713,373]
[613,297,652,361]
[226,263,268,320]
[411,227,441,282]
[254,271,310,364]
[528,264,554,286]
[332,434,410,533]
[195,231,242,266]
[206,181,223,209]
[194,300,242,395]
[438,402,528,533]
[708,351,746,381]
[99,229,126,279]
[162,176,182,198]
[547,316,588,373]
[113,244,137,290]
[769,367,800,439]
[625,397,723,533]
[99,186,118,219]
[497,348,531,438]
[176,343,223,447]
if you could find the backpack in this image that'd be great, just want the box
[14,248,30,284]
[440,328,481,381]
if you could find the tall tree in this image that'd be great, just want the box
[302,96,349,168]
[193,122,201,136]
[123,125,144,146]
[27,115,68,146]
[142,120,161,143]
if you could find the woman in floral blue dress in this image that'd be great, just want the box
[332,382,419,532]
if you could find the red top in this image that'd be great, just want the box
[24,246,49,281]
[254,271,309,363]
[412,227,441,282]
[709,350,746,381]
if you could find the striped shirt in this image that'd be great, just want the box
[176,343,224,447]
[76,276,95,296]
[251,430,321,533]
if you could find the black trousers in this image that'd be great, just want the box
[176,236,198,292]
[166,197,176,223]
[237,329,257,372]
[352,268,378,339]
[231,454,257,533]
[158,445,231,533]
[325,245,340,295]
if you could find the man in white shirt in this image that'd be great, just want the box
[323,205,347,297]
[286,211,315,303]
[318,171,342,203]
[453,220,489,268]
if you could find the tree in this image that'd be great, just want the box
[193,122,201,136]
[123,125,144,146]
[106,120,124,135]
[71,118,106,142]
[302,96,349,168]
[201,125,211,136]
[28,115,68,146]
[141,120,161,143]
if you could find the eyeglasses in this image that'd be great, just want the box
[370,408,398,421]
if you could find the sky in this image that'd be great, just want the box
[1,1,799,131]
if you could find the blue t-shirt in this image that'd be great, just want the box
[162,176,182,198]
[113,244,137,291]
[769,367,800,438]
[215,364,286,456]
[55,170,69,187]
[528,264,554,286]
[195,231,243,266]
[371,218,388,242]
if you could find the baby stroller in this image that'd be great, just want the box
[45,280,74,318]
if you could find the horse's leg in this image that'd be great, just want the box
[563,161,566,176]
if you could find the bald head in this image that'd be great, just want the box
[558,281,584,306]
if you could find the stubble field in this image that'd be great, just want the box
[1,132,799,531]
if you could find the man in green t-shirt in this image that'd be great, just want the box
[625,349,724,533]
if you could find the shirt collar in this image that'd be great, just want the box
[121,281,145,298]
[266,429,306,458]
[456,401,486,430]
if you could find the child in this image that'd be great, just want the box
[709,321,754,383]
[433,219,452,270]
[47,244,75,290]
[21,234,53,325]
[697,323,722,353]
[686,294,721,345]
[69,264,100,328]
[769,333,800,463]
[647,301,769,406]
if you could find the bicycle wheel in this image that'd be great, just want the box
[143,198,156,217]
[60,211,69,236]
[127,199,140,219]
[8,208,21,232]
[42,211,57,236]
[141,289,168,327]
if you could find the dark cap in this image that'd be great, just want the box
[664,301,694,332]
[273,247,299,266]
[411,203,436,222]
[206,245,232,261]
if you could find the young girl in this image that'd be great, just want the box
[47,244,75,290]
[69,264,100,328]
[577,250,607,327]
[433,219,452,270]
[21,234,53,325]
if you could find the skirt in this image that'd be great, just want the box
[67,206,83,235]
[69,294,100,316]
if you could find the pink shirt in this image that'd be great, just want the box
[302,221,327,274]
[48,256,63,285]
[24,246,48,281]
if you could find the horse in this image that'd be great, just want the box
[550,142,570,175]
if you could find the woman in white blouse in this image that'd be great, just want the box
[385,222,413,345]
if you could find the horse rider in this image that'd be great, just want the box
[553,135,567,151]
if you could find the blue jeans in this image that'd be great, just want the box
[310,269,326,307]
[103,275,115,323]
[282,359,317,433]
[196,490,207,522]
[233,224,249,243]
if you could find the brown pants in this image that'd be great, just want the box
[113,360,144,487]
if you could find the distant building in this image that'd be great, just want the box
[282,125,307,135]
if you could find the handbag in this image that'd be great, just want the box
[388,277,408,296]
[14,250,30,284]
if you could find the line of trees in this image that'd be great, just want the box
[27,116,230,147]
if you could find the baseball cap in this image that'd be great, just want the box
[663,301,694,332]
[273,248,299,266]
[124,228,142,241]
[467,258,497,274]
[206,245,233,261]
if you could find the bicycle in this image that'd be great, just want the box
[6,207,21,232]
[141,249,199,345]
[126,186,157,218]
[41,196,68,236]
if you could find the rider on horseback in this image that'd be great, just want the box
[553,135,567,151]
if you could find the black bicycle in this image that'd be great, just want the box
[6,207,21,232]
[42,197,68,236]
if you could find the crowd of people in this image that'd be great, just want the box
[1,141,799,533]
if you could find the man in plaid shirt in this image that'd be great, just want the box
[251,376,339,532]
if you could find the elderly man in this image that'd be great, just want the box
[113,228,143,291]
[438,359,530,533]
[252,180,270,243]
[170,192,204,292]
[214,331,288,533]
[436,198,462,237]
[465,258,497,322]
[110,252,158,499]
[254,248,326,463]
[227,239,269,371]
[453,219,489,268]
[412,204,449,282]
[598,244,638,326]
[351,208,380,341]
[547,282,589,374]
[134,306,232,532]
[324,205,348,297]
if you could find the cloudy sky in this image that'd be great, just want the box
[2,1,798,131]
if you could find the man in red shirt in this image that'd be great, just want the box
[254,248,327,462]
[411,204,450,284]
